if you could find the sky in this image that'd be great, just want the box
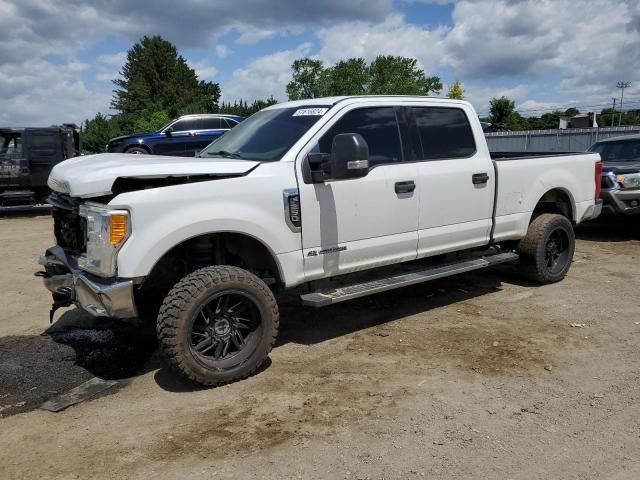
[1,0,638,126]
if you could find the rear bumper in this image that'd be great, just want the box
[581,198,603,221]
[601,188,640,216]
[39,246,138,319]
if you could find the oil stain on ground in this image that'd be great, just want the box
[0,309,156,418]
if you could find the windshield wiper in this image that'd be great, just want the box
[204,150,244,159]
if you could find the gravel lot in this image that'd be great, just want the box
[1,213,639,479]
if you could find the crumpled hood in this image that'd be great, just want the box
[48,153,259,198]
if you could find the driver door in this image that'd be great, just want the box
[297,106,419,281]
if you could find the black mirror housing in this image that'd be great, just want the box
[164,127,173,135]
[330,133,370,179]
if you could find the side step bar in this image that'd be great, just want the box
[300,251,519,307]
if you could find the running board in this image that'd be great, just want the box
[300,251,519,307]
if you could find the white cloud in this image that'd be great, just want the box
[97,52,127,67]
[0,58,112,126]
[215,44,230,59]
[316,13,447,73]
[191,60,218,80]
[95,51,127,82]
[222,43,313,102]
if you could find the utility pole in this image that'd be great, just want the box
[611,98,616,127]
[617,81,631,126]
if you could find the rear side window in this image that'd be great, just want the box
[318,107,403,166]
[412,107,476,160]
[30,133,57,155]
[198,118,225,130]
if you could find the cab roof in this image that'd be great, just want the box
[264,95,470,110]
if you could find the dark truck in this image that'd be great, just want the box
[588,134,640,216]
[0,126,80,207]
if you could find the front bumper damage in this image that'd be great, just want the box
[38,245,138,320]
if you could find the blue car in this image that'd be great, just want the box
[106,114,245,157]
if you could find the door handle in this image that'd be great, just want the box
[472,173,490,184]
[395,180,416,194]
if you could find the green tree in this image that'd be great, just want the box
[81,113,122,153]
[219,97,278,116]
[446,79,465,100]
[368,55,442,95]
[111,35,221,131]
[537,110,565,129]
[286,55,442,100]
[564,107,579,117]
[286,59,326,100]
[322,58,369,96]
[133,106,171,132]
[489,96,516,127]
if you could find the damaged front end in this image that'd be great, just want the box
[38,246,138,321]
[37,192,138,321]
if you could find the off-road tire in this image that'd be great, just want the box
[517,213,575,284]
[125,147,148,155]
[156,266,279,386]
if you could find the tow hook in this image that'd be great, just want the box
[49,287,73,323]
[36,271,73,322]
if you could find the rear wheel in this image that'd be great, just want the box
[517,213,575,284]
[156,266,279,386]
[125,147,148,155]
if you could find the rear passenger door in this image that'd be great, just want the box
[156,118,199,156]
[409,105,494,257]
[186,117,229,156]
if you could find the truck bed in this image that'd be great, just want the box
[490,151,581,160]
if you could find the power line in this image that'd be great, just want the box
[476,99,640,117]
[617,81,631,126]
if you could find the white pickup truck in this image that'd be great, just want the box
[39,96,602,385]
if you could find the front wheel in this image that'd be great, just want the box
[125,147,148,155]
[517,213,575,284]
[156,266,279,386]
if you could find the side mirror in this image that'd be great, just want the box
[330,133,370,179]
[164,127,173,136]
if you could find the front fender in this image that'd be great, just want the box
[109,162,301,280]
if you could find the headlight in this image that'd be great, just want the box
[78,203,130,277]
[616,173,640,189]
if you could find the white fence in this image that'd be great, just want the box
[485,126,640,153]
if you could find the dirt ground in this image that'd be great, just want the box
[1,212,639,480]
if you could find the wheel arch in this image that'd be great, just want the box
[530,187,576,224]
[142,230,285,290]
[124,143,151,154]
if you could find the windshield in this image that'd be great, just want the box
[199,106,330,161]
[589,140,640,162]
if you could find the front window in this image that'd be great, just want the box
[317,107,403,166]
[199,106,330,162]
[589,140,640,162]
[0,133,23,158]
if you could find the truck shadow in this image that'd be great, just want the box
[275,270,505,348]
[1,267,514,408]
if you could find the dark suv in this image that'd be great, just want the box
[106,114,245,157]
[589,134,640,216]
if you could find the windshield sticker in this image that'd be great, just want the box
[292,108,328,117]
